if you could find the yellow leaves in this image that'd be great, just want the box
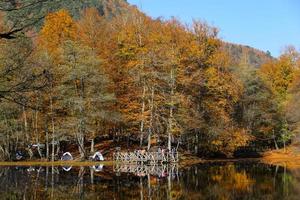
[205,67,219,85]
[39,9,77,58]
[209,49,230,70]
[34,7,251,153]
[202,66,242,124]
[211,140,223,146]
[258,126,273,135]
[209,128,252,157]
[204,67,242,102]
[260,52,297,104]
[76,8,105,50]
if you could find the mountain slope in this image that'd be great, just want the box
[223,42,273,68]
[60,0,130,19]
[2,0,131,36]
[3,0,272,68]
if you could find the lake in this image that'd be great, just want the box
[0,162,299,200]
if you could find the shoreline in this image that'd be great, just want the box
[261,147,300,169]
[1,151,300,169]
[0,158,265,168]
[0,161,114,167]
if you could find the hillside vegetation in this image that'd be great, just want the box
[224,42,273,68]
[0,0,299,161]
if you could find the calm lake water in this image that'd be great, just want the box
[0,162,299,200]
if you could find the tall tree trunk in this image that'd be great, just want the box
[140,82,146,147]
[78,77,85,160]
[137,17,145,147]
[35,101,42,158]
[4,115,11,160]
[23,106,28,143]
[45,119,49,160]
[90,138,94,153]
[56,142,60,155]
[78,118,85,160]
[50,86,55,162]
[273,130,279,150]
[147,87,154,150]
[168,67,175,151]
[36,139,42,159]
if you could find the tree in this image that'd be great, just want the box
[284,48,300,145]
[260,51,296,104]
[58,41,115,159]
[257,47,300,149]
[232,60,282,150]
[77,8,107,52]
[107,10,155,146]
[175,21,248,156]
[0,31,48,105]
[0,35,49,160]
[37,9,77,161]
[39,9,76,58]
[1,2,296,160]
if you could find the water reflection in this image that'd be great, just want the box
[114,163,178,178]
[92,164,104,172]
[0,162,299,199]
[62,166,72,172]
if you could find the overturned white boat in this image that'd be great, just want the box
[61,152,73,161]
[91,152,104,161]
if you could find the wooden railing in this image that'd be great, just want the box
[113,150,179,163]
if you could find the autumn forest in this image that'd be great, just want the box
[0,0,300,161]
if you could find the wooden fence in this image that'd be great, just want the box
[113,150,179,163]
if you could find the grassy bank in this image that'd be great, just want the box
[1,149,299,169]
[0,157,259,168]
[262,147,300,169]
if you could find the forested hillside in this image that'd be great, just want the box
[224,42,273,68]
[0,0,299,161]
[0,0,130,39]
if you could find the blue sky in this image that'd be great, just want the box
[127,0,300,57]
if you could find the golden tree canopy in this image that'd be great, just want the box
[39,9,77,56]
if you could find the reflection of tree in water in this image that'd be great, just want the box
[0,163,300,199]
[178,162,300,200]
[290,168,300,198]
[210,165,254,191]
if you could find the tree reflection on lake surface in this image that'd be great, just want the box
[0,162,299,200]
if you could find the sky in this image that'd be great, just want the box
[127,0,300,57]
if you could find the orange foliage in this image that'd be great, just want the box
[0,12,5,33]
[260,52,296,103]
[210,128,253,157]
[39,9,77,57]
[76,8,108,54]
